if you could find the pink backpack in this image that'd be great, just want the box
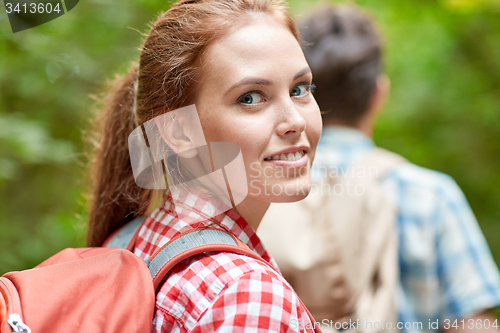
[0,217,320,332]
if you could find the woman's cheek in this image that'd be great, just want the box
[307,108,322,141]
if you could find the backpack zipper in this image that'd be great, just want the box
[0,278,31,333]
[7,314,31,333]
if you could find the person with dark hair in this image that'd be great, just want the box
[259,4,500,333]
[300,4,383,131]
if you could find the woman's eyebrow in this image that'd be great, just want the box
[294,67,312,80]
[225,78,271,96]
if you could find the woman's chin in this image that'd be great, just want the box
[275,187,310,203]
[250,181,311,203]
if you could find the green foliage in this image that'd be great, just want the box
[0,0,168,273]
[1,2,499,316]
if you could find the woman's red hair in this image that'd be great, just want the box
[87,0,299,246]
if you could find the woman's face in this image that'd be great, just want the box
[195,17,322,204]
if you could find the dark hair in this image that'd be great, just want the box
[86,0,298,247]
[300,4,382,124]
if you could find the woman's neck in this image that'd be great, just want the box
[234,196,270,231]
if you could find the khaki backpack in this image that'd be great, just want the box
[258,148,406,333]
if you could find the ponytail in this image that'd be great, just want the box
[87,65,153,247]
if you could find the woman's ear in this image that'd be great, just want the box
[154,113,198,159]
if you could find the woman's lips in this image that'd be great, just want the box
[263,151,308,168]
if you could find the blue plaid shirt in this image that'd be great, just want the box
[311,126,500,333]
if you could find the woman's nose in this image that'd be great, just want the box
[276,100,307,137]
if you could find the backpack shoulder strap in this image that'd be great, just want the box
[147,227,264,290]
[104,219,270,289]
[103,216,148,251]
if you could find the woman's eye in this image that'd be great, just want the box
[239,92,264,105]
[291,83,314,97]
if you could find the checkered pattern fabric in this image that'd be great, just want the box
[134,191,317,332]
[312,126,500,333]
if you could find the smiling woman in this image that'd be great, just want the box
[87,0,322,331]
[195,17,322,228]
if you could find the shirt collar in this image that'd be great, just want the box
[318,125,374,149]
[158,190,275,266]
[311,125,376,181]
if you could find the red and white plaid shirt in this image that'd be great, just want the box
[134,190,318,332]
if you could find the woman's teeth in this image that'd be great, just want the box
[264,150,305,161]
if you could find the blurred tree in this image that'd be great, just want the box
[0,0,170,272]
